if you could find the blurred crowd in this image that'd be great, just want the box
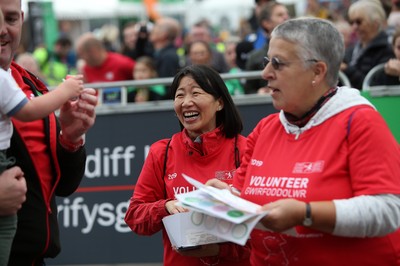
[14,0,400,104]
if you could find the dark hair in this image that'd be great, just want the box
[258,1,284,26]
[170,65,243,138]
[135,56,157,76]
[235,41,254,69]
[56,36,72,47]
[123,20,137,30]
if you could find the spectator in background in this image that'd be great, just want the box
[246,0,275,50]
[33,36,77,86]
[371,28,400,86]
[247,0,273,33]
[384,28,400,79]
[186,23,229,73]
[187,40,214,67]
[149,16,182,99]
[121,21,139,59]
[15,52,47,84]
[76,32,135,104]
[224,38,239,70]
[223,38,252,95]
[341,0,394,90]
[127,56,165,102]
[121,21,154,61]
[245,1,290,94]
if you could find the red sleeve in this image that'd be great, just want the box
[233,116,274,190]
[348,107,400,195]
[124,139,172,235]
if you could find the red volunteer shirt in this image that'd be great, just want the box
[235,107,400,266]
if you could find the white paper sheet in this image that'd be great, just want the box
[175,189,261,224]
[162,211,226,248]
[170,173,276,245]
[182,173,262,213]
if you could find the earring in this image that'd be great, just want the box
[312,80,316,86]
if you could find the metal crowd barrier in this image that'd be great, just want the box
[83,70,262,107]
[78,70,352,111]
[362,63,400,97]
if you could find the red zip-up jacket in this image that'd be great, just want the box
[7,62,86,265]
[125,128,251,266]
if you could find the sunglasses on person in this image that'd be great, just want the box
[263,56,318,70]
[349,18,363,26]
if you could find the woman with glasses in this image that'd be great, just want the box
[341,0,394,90]
[207,17,400,266]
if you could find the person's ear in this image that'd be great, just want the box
[217,98,224,111]
[313,61,327,84]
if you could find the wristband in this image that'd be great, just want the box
[59,131,84,152]
[302,202,313,226]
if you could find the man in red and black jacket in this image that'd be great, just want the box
[0,1,98,265]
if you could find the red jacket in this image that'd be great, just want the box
[125,127,251,266]
[8,62,86,265]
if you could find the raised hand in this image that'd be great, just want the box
[59,87,98,143]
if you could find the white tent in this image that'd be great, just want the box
[52,0,119,19]
[22,0,145,20]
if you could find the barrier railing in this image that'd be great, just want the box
[77,70,352,108]
[84,70,263,89]
[81,70,263,106]
[362,63,400,97]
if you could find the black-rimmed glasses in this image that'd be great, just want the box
[263,56,318,70]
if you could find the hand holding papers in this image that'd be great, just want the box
[167,174,269,246]
[162,211,226,249]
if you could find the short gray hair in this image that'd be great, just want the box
[157,17,181,42]
[271,17,345,87]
